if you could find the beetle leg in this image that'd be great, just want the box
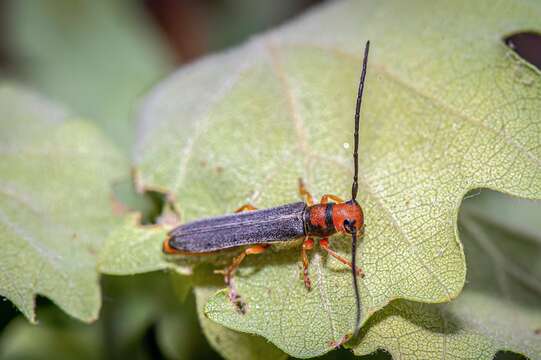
[301,237,314,290]
[319,238,364,277]
[320,194,344,204]
[235,204,257,212]
[329,334,351,348]
[215,244,270,313]
[216,244,270,282]
[298,178,315,206]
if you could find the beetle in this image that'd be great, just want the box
[164,41,370,337]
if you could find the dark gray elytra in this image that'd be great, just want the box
[168,202,306,252]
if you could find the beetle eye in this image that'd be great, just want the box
[343,219,356,234]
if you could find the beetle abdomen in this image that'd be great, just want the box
[167,202,306,253]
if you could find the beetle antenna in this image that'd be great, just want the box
[352,40,370,201]
[350,40,370,340]
[351,230,361,338]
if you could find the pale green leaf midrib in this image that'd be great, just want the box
[266,42,311,158]
[0,186,96,281]
[0,206,89,318]
[166,57,257,194]
[0,207,64,268]
[313,252,340,343]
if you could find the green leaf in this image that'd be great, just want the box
[102,0,541,357]
[5,0,173,152]
[98,214,171,275]
[352,191,541,359]
[0,85,126,322]
[111,179,162,224]
[192,267,287,360]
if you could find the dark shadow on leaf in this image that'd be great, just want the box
[355,299,462,347]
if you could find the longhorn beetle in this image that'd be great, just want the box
[164,41,370,338]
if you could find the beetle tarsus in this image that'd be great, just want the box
[235,203,257,213]
[298,178,315,206]
[228,281,247,314]
[215,244,270,313]
[329,334,350,348]
[301,237,314,290]
[215,267,248,314]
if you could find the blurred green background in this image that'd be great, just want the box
[0,1,533,359]
[0,0,325,154]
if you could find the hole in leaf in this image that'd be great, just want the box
[309,348,391,360]
[140,191,169,225]
[503,31,541,71]
[493,350,530,360]
[0,297,20,332]
[112,179,178,225]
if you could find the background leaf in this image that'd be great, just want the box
[0,273,221,360]
[102,0,541,357]
[352,191,541,359]
[4,0,173,153]
[0,307,101,360]
[99,214,171,275]
[0,85,126,322]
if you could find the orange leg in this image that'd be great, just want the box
[298,178,315,206]
[215,244,270,313]
[235,204,257,213]
[319,238,364,277]
[320,194,344,204]
[301,237,314,290]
